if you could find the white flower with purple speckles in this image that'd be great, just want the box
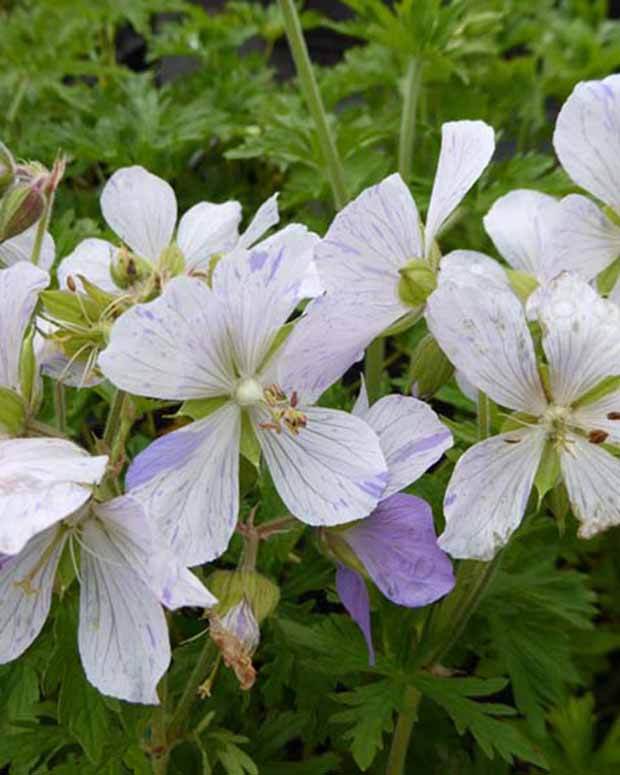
[550,76,620,296]
[313,121,495,340]
[427,267,620,560]
[333,382,455,662]
[0,493,216,704]
[99,226,389,566]
[57,165,286,295]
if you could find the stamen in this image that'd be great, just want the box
[261,384,308,436]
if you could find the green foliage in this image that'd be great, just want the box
[1,0,620,772]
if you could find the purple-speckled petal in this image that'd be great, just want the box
[554,75,620,210]
[254,404,387,528]
[212,224,317,376]
[439,429,545,560]
[357,395,453,497]
[343,493,455,607]
[336,564,375,665]
[126,404,241,566]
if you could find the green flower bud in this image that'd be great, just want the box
[0,183,45,241]
[0,142,15,196]
[398,259,437,308]
[409,333,454,399]
[109,247,153,290]
[207,569,280,623]
[19,326,39,412]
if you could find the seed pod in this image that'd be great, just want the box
[0,183,45,241]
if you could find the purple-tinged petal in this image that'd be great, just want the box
[238,193,279,249]
[254,405,388,527]
[177,200,242,271]
[358,395,453,497]
[553,75,620,210]
[336,564,375,665]
[343,494,454,608]
[126,404,241,566]
[0,223,55,271]
[212,224,317,375]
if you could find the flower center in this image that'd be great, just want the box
[541,404,571,448]
[235,377,265,407]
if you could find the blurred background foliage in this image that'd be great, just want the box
[2,1,620,773]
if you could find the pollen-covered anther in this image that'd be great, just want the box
[259,384,308,436]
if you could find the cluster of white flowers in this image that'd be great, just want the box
[2,74,620,703]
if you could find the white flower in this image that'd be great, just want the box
[99,226,389,566]
[426,269,620,559]
[551,75,620,289]
[313,121,495,339]
[0,493,216,703]
[56,165,302,295]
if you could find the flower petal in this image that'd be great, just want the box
[572,389,620,444]
[126,404,241,566]
[426,272,547,414]
[0,438,107,554]
[439,429,546,560]
[314,173,418,334]
[552,194,620,281]
[212,224,317,375]
[537,273,620,406]
[0,526,66,663]
[0,223,55,272]
[101,166,177,261]
[57,238,118,294]
[0,263,48,392]
[483,189,560,278]
[358,395,452,498]
[343,493,455,607]
[177,201,242,271]
[238,193,279,249]
[425,120,495,253]
[438,249,509,290]
[91,496,217,610]
[560,433,620,539]
[270,293,378,405]
[553,75,620,209]
[78,515,170,704]
[99,276,235,400]
[335,565,375,665]
[254,405,388,526]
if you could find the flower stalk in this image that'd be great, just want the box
[277,0,348,210]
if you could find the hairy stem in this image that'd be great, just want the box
[103,388,128,450]
[30,187,55,267]
[278,0,348,210]
[398,59,422,181]
[168,640,218,744]
[477,391,493,441]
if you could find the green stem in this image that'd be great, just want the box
[397,59,422,181]
[385,687,421,775]
[477,391,492,441]
[55,383,67,433]
[278,0,348,209]
[365,338,385,403]
[151,675,169,775]
[7,79,26,127]
[167,640,218,744]
[30,187,55,267]
[103,388,128,449]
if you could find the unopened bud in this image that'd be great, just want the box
[110,247,153,289]
[207,569,280,623]
[0,184,45,241]
[409,333,454,398]
[210,597,260,691]
[0,142,15,196]
[0,386,26,437]
[398,259,437,308]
